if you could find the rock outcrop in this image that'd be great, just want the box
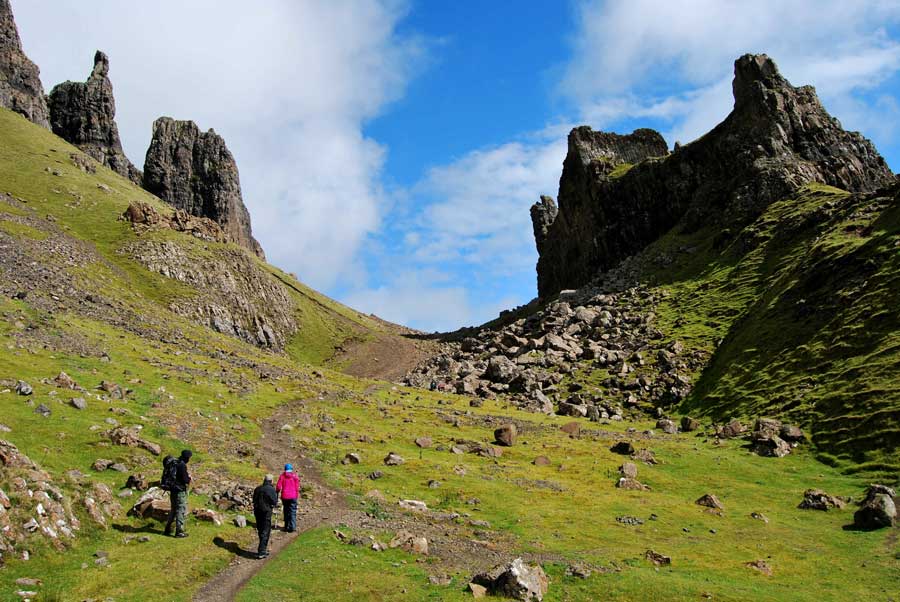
[48,51,141,184]
[0,0,50,128]
[142,117,264,258]
[533,54,895,298]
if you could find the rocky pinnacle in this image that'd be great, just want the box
[143,117,264,259]
[532,53,895,298]
[0,0,50,128]
[48,51,142,185]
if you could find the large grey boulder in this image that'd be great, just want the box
[472,558,549,601]
[853,484,897,529]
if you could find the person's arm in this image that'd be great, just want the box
[276,474,284,494]
[266,486,278,508]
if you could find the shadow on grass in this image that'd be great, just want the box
[112,522,164,535]
[213,536,259,559]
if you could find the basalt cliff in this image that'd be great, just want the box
[532,54,894,298]
[48,51,142,185]
[0,0,49,128]
[143,117,265,259]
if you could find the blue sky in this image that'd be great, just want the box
[15,1,900,332]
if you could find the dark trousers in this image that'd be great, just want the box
[165,490,187,534]
[255,510,272,555]
[282,498,297,531]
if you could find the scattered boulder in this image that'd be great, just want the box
[129,488,170,521]
[616,477,649,491]
[610,441,634,455]
[398,499,428,513]
[656,418,678,434]
[234,515,247,528]
[192,508,222,525]
[798,489,845,511]
[414,437,433,449]
[389,530,428,555]
[69,397,87,410]
[53,372,78,389]
[645,550,671,566]
[106,426,161,456]
[472,558,549,601]
[124,475,149,491]
[34,403,51,417]
[746,559,773,576]
[92,459,113,472]
[494,424,517,446]
[720,420,746,438]
[751,433,792,458]
[341,453,361,465]
[696,494,724,511]
[619,462,639,479]
[559,421,581,436]
[750,512,769,523]
[632,449,658,464]
[532,456,551,466]
[468,582,488,598]
[779,424,804,442]
[15,381,32,396]
[853,484,897,529]
[383,452,404,466]
[680,416,701,432]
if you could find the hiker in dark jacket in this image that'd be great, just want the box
[252,474,278,559]
[164,450,192,538]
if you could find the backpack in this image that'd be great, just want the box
[160,455,178,491]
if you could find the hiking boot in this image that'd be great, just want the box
[257,551,269,559]
[164,526,172,536]
[175,532,188,538]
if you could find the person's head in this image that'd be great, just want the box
[264,474,274,484]
[284,463,293,473]
[180,450,193,463]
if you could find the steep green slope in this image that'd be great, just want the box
[637,183,900,478]
[0,105,386,366]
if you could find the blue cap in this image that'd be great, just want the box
[285,463,293,472]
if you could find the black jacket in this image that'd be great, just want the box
[253,483,278,514]
[171,459,192,493]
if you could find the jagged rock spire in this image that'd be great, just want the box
[533,53,896,298]
[143,117,264,259]
[48,50,142,184]
[0,0,50,128]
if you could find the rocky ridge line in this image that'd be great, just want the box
[0,0,50,128]
[532,53,895,298]
[48,51,142,185]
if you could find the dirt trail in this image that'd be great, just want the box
[192,400,351,602]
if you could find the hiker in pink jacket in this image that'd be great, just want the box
[275,464,300,532]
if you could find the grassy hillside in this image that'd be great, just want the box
[633,183,900,479]
[0,107,897,602]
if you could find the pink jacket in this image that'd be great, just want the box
[276,471,300,500]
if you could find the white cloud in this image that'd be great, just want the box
[14,0,426,290]
[342,271,518,332]
[562,0,900,146]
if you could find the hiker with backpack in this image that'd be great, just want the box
[252,474,278,559]
[275,463,300,532]
[162,450,192,538]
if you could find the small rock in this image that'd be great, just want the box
[798,489,845,511]
[368,471,383,480]
[494,424,517,447]
[645,549,671,566]
[398,499,427,512]
[234,515,247,528]
[192,508,222,525]
[696,494,724,510]
[341,452,361,465]
[619,462,638,479]
[680,416,701,432]
[656,419,678,434]
[70,397,87,410]
[414,436,433,448]
[468,582,488,598]
[15,381,33,396]
[745,559,773,576]
[383,452,404,466]
[532,456,551,466]
[34,404,51,417]
[610,441,634,455]
[92,459,113,471]
[750,512,769,523]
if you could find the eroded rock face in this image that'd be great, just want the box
[124,239,295,349]
[48,51,142,184]
[533,54,895,298]
[0,0,50,127]
[143,117,264,258]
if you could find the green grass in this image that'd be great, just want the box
[241,384,899,601]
